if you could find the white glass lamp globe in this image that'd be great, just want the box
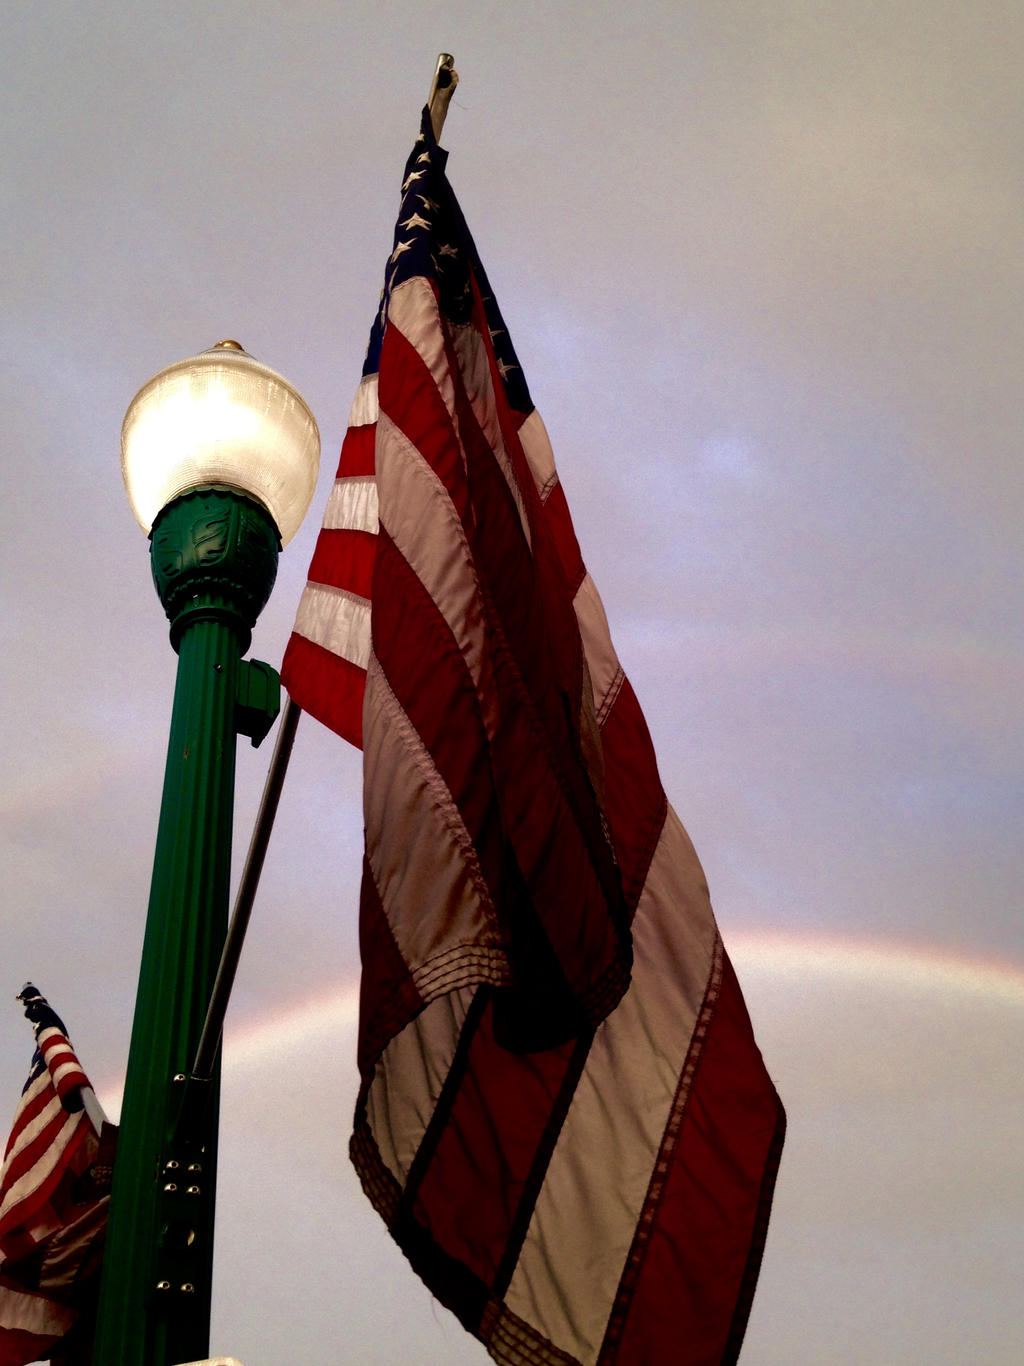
[121,341,320,546]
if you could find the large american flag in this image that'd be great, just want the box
[0,987,112,1366]
[283,108,785,1365]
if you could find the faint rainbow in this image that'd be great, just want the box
[723,928,1024,1004]
[96,930,1024,1116]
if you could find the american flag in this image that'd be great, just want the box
[0,987,111,1366]
[283,108,784,1365]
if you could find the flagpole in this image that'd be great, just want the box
[191,695,302,1082]
[428,52,458,142]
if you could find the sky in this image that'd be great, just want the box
[2,2,1022,1362]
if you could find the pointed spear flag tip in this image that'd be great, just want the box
[428,52,458,143]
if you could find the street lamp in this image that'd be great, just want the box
[95,342,319,1366]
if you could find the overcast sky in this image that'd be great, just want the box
[2,3,1022,1363]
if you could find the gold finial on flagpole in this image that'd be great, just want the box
[428,52,458,142]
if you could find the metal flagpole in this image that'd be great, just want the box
[428,53,459,141]
[191,694,303,1081]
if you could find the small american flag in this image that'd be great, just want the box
[0,987,112,1366]
[283,107,784,1366]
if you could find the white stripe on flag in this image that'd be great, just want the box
[291,584,371,668]
[0,1278,76,1337]
[573,573,624,721]
[362,650,504,992]
[323,476,379,533]
[348,374,379,428]
[504,807,718,1361]
[366,985,476,1186]
[518,409,558,501]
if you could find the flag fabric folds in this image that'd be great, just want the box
[283,108,784,1366]
[0,986,114,1366]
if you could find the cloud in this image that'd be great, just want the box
[196,937,1024,1364]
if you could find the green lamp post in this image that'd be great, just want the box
[94,341,319,1366]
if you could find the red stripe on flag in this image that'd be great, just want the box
[409,999,578,1291]
[281,634,365,747]
[538,481,586,598]
[378,320,471,525]
[0,1325,62,1362]
[340,421,377,476]
[307,526,377,600]
[599,677,669,916]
